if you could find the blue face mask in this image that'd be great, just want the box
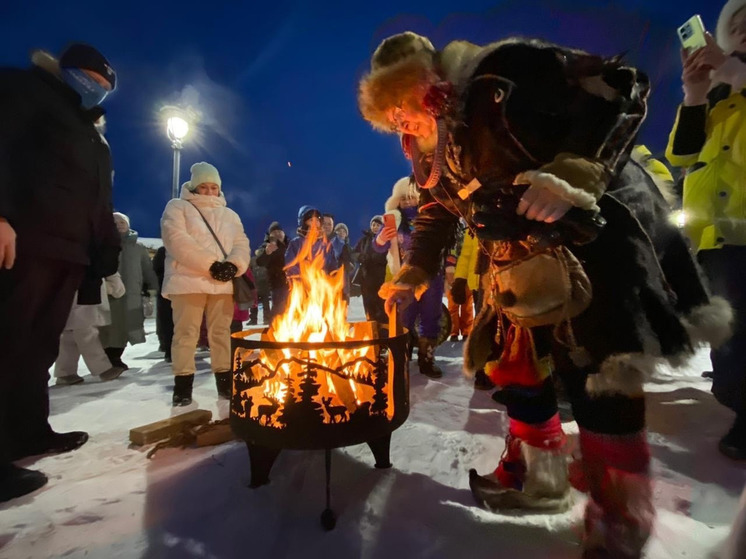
[61,68,110,109]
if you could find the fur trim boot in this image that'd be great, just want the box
[578,429,654,559]
[417,337,443,378]
[172,374,194,407]
[214,371,232,400]
[469,414,571,512]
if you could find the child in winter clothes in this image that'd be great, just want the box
[444,254,473,341]
[54,274,126,384]
[374,176,445,378]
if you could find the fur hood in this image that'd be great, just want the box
[718,0,746,52]
[385,176,418,211]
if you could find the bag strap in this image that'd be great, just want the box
[189,202,228,259]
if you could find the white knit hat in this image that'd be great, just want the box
[717,0,746,52]
[112,212,130,227]
[186,162,222,192]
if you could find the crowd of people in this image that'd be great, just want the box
[1,1,746,556]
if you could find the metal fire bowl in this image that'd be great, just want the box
[229,325,410,450]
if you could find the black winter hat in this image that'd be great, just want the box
[268,221,283,233]
[59,43,116,89]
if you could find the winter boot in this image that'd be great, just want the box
[172,374,195,407]
[473,369,495,391]
[719,414,746,461]
[11,430,89,461]
[104,347,128,370]
[469,414,571,512]
[215,371,232,400]
[578,429,654,559]
[0,463,48,503]
[99,366,125,382]
[55,374,84,386]
[417,337,443,379]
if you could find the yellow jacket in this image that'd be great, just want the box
[454,230,480,291]
[666,89,746,252]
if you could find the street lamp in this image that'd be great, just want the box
[166,115,189,199]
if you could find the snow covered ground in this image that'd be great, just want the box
[1,297,745,559]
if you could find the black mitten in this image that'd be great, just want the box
[209,261,237,282]
[450,277,468,305]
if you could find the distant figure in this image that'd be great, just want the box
[353,216,387,324]
[152,246,174,362]
[285,206,338,278]
[255,221,289,322]
[99,212,158,370]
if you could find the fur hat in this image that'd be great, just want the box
[385,176,419,211]
[113,212,129,227]
[370,215,384,227]
[185,162,221,192]
[717,0,746,52]
[358,32,438,132]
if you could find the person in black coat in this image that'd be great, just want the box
[352,215,388,324]
[152,246,173,362]
[255,221,289,322]
[0,43,119,502]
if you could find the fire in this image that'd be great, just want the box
[243,226,380,425]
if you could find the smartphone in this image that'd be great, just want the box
[678,15,707,54]
[383,213,397,230]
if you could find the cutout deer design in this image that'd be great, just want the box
[256,396,281,426]
[321,396,348,424]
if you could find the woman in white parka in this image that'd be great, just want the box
[161,162,250,406]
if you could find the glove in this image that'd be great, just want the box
[105,273,126,298]
[450,277,468,305]
[209,261,238,282]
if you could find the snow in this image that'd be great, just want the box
[1,297,745,559]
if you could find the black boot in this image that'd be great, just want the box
[0,463,48,503]
[473,369,495,390]
[215,371,232,399]
[172,374,194,407]
[104,347,128,370]
[417,337,443,379]
[11,430,89,461]
[719,414,746,460]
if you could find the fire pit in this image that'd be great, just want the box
[229,229,410,529]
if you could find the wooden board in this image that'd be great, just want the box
[129,409,212,446]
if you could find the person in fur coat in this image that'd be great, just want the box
[358,32,731,557]
[666,0,746,461]
[161,162,250,406]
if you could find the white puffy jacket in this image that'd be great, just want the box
[161,185,250,298]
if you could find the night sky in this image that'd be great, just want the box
[0,0,721,247]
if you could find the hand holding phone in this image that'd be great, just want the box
[678,15,707,54]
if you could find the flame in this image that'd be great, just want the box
[262,225,375,407]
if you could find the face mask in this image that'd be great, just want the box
[61,68,110,109]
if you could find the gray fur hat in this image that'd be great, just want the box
[717,0,746,52]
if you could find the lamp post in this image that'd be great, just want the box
[166,116,189,199]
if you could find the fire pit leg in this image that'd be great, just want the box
[246,443,281,488]
[367,434,392,469]
[320,448,337,531]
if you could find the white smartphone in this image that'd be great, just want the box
[678,15,707,54]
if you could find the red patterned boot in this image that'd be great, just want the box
[469,413,571,512]
[578,429,654,559]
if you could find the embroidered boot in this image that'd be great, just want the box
[578,429,654,559]
[417,337,443,379]
[469,414,571,512]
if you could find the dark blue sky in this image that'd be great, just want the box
[0,0,721,246]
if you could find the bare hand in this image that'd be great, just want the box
[681,33,725,104]
[265,241,277,255]
[516,184,572,223]
[376,225,397,245]
[0,219,16,269]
